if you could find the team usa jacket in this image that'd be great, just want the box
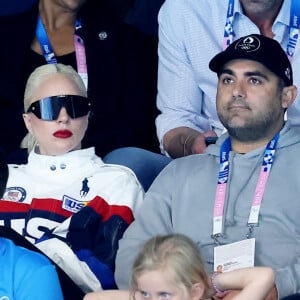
[0,147,144,292]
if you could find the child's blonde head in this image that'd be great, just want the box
[130,234,212,299]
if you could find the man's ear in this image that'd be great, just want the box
[190,282,205,300]
[282,85,297,109]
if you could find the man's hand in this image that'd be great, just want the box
[163,127,217,158]
[191,130,217,154]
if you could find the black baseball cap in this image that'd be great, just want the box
[209,34,293,86]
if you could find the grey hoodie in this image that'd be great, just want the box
[115,122,300,298]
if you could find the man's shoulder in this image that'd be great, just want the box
[278,124,300,148]
[167,153,217,173]
[158,0,229,35]
[161,0,228,15]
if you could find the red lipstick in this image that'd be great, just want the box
[53,130,73,138]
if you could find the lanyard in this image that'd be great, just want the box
[212,133,279,244]
[35,16,88,88]
[223,0,300,62]
[223,0,235,50]
[287,0,300,61]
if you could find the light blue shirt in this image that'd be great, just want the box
[0,237,63,300]
[156,0,300,153]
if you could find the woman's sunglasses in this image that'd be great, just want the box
[27,95,91,121]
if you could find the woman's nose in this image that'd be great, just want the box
[56,107,70,123]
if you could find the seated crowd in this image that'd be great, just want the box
[1,0,300,300]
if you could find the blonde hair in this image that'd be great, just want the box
[130,234,212,299]
[22,64,87,151]
[24,63,87,112]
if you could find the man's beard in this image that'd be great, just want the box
[226,122,270,142]
[219,109,281,142]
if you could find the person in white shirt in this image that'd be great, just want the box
[157,0,300,159]
[106,0,300,191]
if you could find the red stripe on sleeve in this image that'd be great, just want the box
[87,196,134,224]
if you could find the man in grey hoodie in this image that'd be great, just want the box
[115,34,300,299]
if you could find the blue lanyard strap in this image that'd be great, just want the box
[218,138,231,184]
[223,0,235,49]
[36,16,57,64]
[287,0,300,60]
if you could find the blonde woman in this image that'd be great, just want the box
[1,63,144,293]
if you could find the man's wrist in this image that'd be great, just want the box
[163,127,200,158]
[182,133,198,156]
[183,134,194,156]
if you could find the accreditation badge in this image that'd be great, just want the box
[213,238,255,272]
